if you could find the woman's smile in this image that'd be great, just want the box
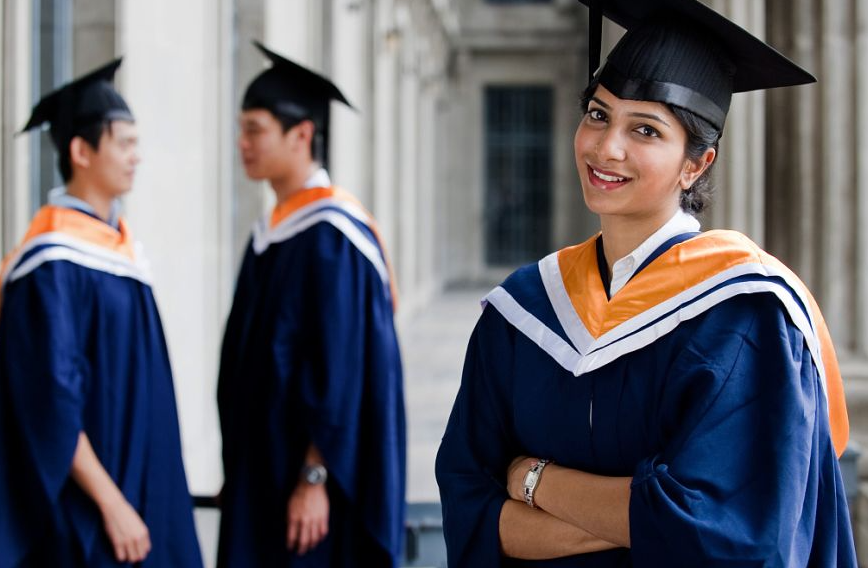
[587,164,632,191]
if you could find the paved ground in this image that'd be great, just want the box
[399,287,487,503]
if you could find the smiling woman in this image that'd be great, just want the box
[580,80,721,217]
[435,0,857,566]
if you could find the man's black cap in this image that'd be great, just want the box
[21,58,134,150]
[242,41,354,122]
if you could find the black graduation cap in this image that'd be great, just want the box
[243,41,355,166]
[21,58,134,151]
[577,0,816,129]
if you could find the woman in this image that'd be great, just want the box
[435,1,856,566]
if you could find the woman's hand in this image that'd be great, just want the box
[286,482,330,555]
[507,455,537,502]
[100,496,151,563]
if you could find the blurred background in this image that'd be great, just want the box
[2,0,868,565]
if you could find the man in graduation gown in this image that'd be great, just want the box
[0,60,203,567]
[435,0,856,566]
[216,42,405,567]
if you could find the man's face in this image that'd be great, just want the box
[88,120,140,198]
[238,109,296,181]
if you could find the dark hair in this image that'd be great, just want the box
[267,108,325,164]
[579,81,722,214]
[58,120,113,182]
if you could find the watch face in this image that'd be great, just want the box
[304,465,327,485]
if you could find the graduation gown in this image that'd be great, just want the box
[435,230,855,567]
[217,186,406,567]
[0,205,203,568]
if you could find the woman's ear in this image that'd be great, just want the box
[680,147,716,189]
[68,136,92,170]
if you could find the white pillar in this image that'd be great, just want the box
[117,0,234,495]
[372,0,400,251]
[2,0,32,252]
[330,0,373,205]
[705,0,765,243]
[553,46,594,248]
[819,0,856,350]
[792,0,820,290]
[442,47,476,284]
[398,29,420,307]
[265,0,320,67]
[417,78,440,299]
[855,0,868,356]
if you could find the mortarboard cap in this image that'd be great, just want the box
[577,0,816,130]
[242,41,355,167]
[242,41,354,121]
[21,58,134,151]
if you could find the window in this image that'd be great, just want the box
[31,0,72,212]
[484,86,553,266]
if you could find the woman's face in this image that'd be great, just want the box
[574,85,707,225]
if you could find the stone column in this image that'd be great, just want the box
[265,0,321,67]
[767,0,863,357]
[417,73,442,301]
[855,0,868,357]
[232,0,267,264]
[372,0,400,251]
[397,13,420,308]
[788,0,821,290]
[118,0,235,495]
[415,0,453,300]
[819,0,857,352]
[1,0,32,252]
[330,0,373,206]
[703,0,766,244]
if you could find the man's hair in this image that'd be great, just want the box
[268,107,325,164]
[58,120,114,182]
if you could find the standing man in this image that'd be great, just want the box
[217,42,406,567]
[0,60,203,567]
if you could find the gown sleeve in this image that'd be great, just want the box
[0,261,92,568]
[435,306,519,567]
[629,293,855,567]
[294,221,406,562]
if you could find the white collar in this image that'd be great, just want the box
[608,209,700,297]
[47,186,121,229]
[303,167,331,189]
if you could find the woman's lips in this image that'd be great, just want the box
[587,165,631,190]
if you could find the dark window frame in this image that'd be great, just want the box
[31,0,73,213]
[483,85,554,266]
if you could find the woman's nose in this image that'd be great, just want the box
[594,128,626,163]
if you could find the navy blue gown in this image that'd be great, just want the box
[436,231,855,567]
[0,205,203,568]
[217,187,406,567]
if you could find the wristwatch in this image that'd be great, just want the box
[301,463,328,485]
[522,459,550,508]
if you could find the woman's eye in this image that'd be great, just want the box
[636,125,660,138]
[587,108,606,122]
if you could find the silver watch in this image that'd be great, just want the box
[301,464,328,485]
[522,459,550,508]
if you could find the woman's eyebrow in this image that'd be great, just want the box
[628,112,671,128]
[590,96,610,109]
